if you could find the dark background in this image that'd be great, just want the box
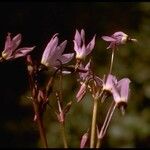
[0,2,149,148]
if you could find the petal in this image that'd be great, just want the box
[101,36,116,42]
[12,33,22,50]
[4,33,12,50]
[73,40,80,53]
[54,40,67,58]
[41,35,59,65]
[74,29,82,47]
[112,85,121,103]
[2,33,13,58]
[86,34,96,56]
[103,74,117,91]
[13,46,35,59]
[59,53,74,64]
[81,29,85,44]
[117,78,131,102]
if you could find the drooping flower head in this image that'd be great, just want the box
[112,78,131,106]
[41,33,74,68]
[102,31,137,49]
[73,29,96,60]
[1,33,35,61]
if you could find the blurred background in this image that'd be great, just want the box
[0,2,149,148]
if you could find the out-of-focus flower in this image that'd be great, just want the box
[112,78,131,106]
[1,33,35,60]
[41,33,74,68]
[102,31,137,49]
[73,29,96,60]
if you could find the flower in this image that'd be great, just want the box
[73,29,96,60]
[1,33,35,60]
[102,74,117,92]
[41,33,74,68]
[112,78,131,105]
[102,31,137,49]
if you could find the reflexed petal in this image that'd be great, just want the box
[102,36,116,42]
[12,33,22,50]
[59,53,74,64]
[86,35,96,56]
[103,74,117,91]
[73,40,80,53]
[75,29,82,47]
[53,40,67,59]
[4,33,12,51]
[81,29,85,44]
[44,36,59,59]
[112,85,121,103]
[13,46,35,58]
[117,78,131,102]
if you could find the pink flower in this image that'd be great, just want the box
[1,33,35,60]
[102,31,137,49]
[112,78,131,105]
[41,33,74,68]
[73,29,96,60]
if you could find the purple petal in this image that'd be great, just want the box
[59,53,74,64]
[86,35,96,56]
[102,36,116,42]
[74,29,82,47]
[13,46,35,58]
[4,33,12,50]
[12,33,22,50]
[117,78,131,102]
[41,35,59,65]
[103,74,117,92]
[54,40,67,58]
[81,29,85,44]
[73,40,80,53]
[112,31,126,38]
[112,85,121,103]
[3,33,13,58]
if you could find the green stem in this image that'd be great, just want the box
[33,102,48,148]
[60,123,68,148]
[90,98,98,148]
[96,102,117,148]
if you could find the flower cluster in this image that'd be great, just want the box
[0,29,137,148]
